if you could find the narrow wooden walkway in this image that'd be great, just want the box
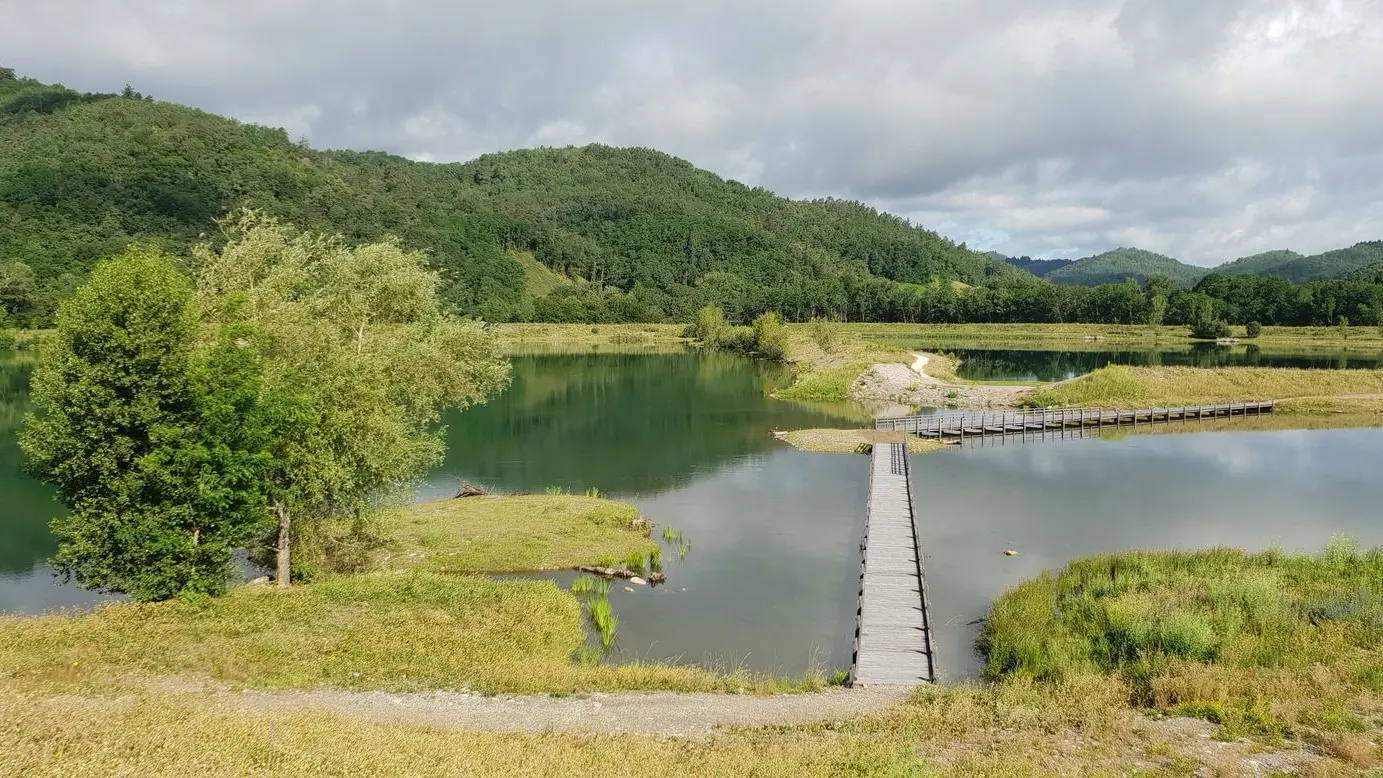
[850,441,936,686]
[877,401,1274,442]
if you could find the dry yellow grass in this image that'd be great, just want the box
[776,428,948,455]
[378,494,658,573]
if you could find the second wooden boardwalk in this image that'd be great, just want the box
[878,402,1274,442]
[850,441,936,686]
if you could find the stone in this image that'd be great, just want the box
[247,576,271,586]
[623,586,634,592]
[629,576,647,586]
[1004,549,1018,557]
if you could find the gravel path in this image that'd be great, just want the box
[222,686,912,737]
[853,352,1033,410]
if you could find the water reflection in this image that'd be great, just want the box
[913,427,1383,681]
[871,344,1383,382]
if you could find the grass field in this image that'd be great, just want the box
[983,542,1383,762]
[774,323,913,402]
[9,547,1381,775]
[377,494,658,573]
[1029,365,1383,410]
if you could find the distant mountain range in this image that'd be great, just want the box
[998,242,1383,287]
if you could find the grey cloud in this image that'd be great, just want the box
[1,0,1380,264]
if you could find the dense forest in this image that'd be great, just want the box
[1002,243,1383,288]
[0,68,1021,327]
[1,67,1381,329]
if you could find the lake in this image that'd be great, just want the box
[3,351,1383,679]
[869,343,1383,382]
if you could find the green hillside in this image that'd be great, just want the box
[0,68,1016,325]
[1213,250,1303,277]
[1346,259,1383,284]
[996,254,1074,277]
[1214,243,1383,282]
[1044,248,1208,287]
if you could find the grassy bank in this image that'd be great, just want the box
[847,322,1383,349]
[10,547,1381,774]
[775,428,948,454]
[983,542,1383,763]
[775,323,913,402]
[378,494,658,574]
[0,494,809,698]
[492,323,687,354]
[1030,365,1383,411]
[0,676,1147,777]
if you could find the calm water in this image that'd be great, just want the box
[888,344,1383,382]
[915,427,1383,681]
[3,352,1383,679]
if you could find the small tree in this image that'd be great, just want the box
[687,305,729,346]
[194,213,511,585]
[1244,321,1262,339]
[1338,316,1350,340]
[751,312,788,360]
[21,248,271,600]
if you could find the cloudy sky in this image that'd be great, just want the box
[4,0,1382,264]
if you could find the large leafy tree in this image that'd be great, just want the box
[21,248,271,600]
[194,213,511,585]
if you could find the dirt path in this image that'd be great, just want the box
[213,686,912,737]
[852,352,1033,410]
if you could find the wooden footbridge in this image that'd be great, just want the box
[877,402,1274,443]
[849,401,1274,686]
[849,440,936,686]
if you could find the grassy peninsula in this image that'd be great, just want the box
[0,493,803,698]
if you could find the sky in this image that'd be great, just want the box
[3,0,1382,265]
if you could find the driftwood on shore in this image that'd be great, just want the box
[579,566,669,586]
[454,482,486,498]
[578,565,637,579]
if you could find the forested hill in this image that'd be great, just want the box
[0,68,1018,325]
[994,254,1074,277]
[1043,248,1207,287]
[997,243,1383,288]
[1214,243,1383,283]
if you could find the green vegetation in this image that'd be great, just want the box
[1042,248,1208,287]
[377,495,657,574]
[1029,365,1383,410]
[685,305,789,360]
[0,571,761,697]
[1218,242,1383,282]
[19,215,510,598]
[0,70,1011,329]
[512,250,573,297]
[8,70,1380,334]
[20,248,270,600]
[1188,319,1232,340]
[983,542,1383,746]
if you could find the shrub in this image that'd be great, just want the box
[685,305,729,345]
[810,318,838,353]
[750,312,788,360]
[1244,321,1262,339]
[717,325,756,353]
[0,328,15,351]
[1189,320,1232,340]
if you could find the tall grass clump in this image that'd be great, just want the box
[980,542,1383,741]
